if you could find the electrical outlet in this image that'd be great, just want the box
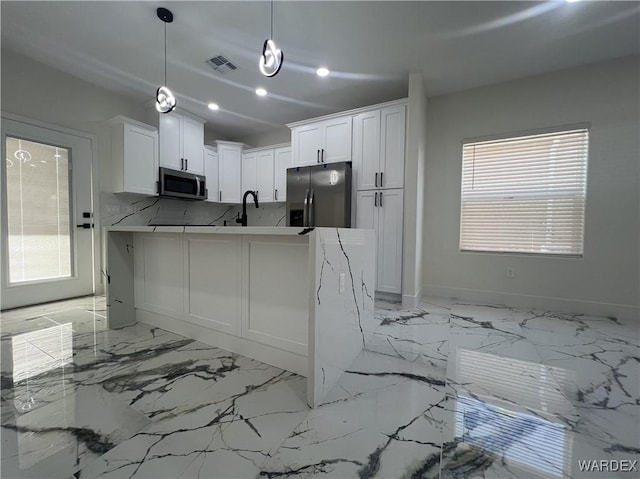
[339,273,346,294]
[506,267,515,278]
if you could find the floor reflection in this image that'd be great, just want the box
[451,348,576,477]
[11,322,73,383]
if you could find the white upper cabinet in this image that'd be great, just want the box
[256,149,275,203]
[323,117,352,163]
[353,104,406,191]
[353,110,381,191]
[109,116,159,196]
[217,141,243,203]
[203,146,219,203]
[291,116,352,167]
[292,123,322,166]
[159,111,205,174]
[159,113,181,170]
[274,146,292,202]
[181,115,205,174]
[379,105,406,189]
[242,151,258,193]
[242,148,277,204]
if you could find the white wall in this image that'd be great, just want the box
[1,49,149,193]
[423,55,640,320]
[233,127,292,148]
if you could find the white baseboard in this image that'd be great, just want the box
[401,286,422,309]
[375,291,401,303]
[137,309,308,377]
[422,284,639,322]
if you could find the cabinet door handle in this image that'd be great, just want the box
[375,172,378,187]
[380,172,383,187]
[380,191,383,207]
[316,150,320,163]
[185,158,188,171]
[374,192,378,207]
[180,158,184,170]
[275,189,278,201]
[219,191,222,201]
[321,148,325,162]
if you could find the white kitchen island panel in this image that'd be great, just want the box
[241,236,309,355]
[105,226,376,407]
[133,234,183,317]
[183,234,241,335]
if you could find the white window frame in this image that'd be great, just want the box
[459,126,589,257]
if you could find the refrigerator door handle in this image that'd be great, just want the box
[303,189,310,227]
[309,189,315,226]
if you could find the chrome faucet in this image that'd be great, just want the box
[236,190,259,226]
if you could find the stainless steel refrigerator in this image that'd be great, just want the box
[286,161,352,227]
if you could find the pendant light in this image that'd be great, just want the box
[259,0,284,77]
[156,7,177,114]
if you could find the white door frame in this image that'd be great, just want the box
[1,112,101,308]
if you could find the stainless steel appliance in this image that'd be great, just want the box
[286,161,352,227]
[158,167,207,200]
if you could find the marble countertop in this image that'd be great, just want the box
[105,225,323,236]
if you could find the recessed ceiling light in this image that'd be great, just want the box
[40,160,47,164]
[565,0,580,2]
[255,87,267,97]
[208,102,219,111]
[316,67,330,77]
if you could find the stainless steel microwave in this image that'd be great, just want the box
[158,167,207,200]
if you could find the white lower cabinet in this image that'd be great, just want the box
[134,233,307,357]
[183,234,241,335]
[356,189,403,294]
[134,234,183,316]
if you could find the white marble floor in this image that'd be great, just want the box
[1,296,638,478]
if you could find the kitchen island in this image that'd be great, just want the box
[104,226,376,407]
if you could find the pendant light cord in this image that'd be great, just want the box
[164,22,167,85]
[270,0,274,38]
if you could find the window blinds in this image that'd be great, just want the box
[460,129,588,256]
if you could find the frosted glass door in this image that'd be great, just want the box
[5,138,72,283]
[2,118,95,309]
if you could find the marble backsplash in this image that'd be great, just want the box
[100,192,287,228]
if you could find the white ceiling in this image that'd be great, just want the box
[2,1,638,139]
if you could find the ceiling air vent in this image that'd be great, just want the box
[206,55,238,74]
